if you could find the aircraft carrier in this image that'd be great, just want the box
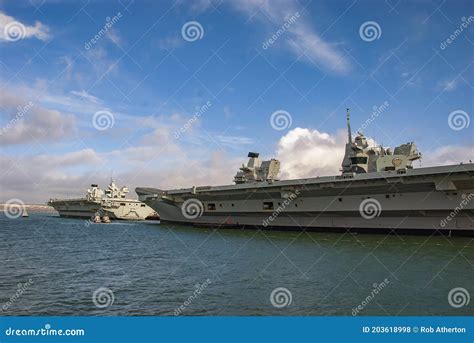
[136,111,474,235]
[49,180,157,221]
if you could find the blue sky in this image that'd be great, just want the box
[0,0,473,202]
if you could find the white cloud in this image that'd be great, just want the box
[33,149,101,167]
[107,28,122,46]
[158,35,184,50]
[0,11,50,42]
[436,78,459,92]
[230,0,350,73]
[421,145,474,167]
[216,135,255,146]
[275,127,347,178]
[0,89,76,145]
[274,127,473,180]
[70,90,101,104]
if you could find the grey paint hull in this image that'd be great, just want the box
[49,199,155,220]
[138,163,474,234]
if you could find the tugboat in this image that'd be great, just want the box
[137,110,474,235]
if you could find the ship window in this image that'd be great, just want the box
[120,203,126,206]
[219,204,222,207]
[208,203,216,211]
[141,204,146,207]
[231,204,234,207]
[121,195,125,198]
[263,202,274,210]
[350,157,368,164]
[338,198,343,202]
[386,195,390,198]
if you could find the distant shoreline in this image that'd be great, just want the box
[0,204,56,213]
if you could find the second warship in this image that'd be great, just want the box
[48,180,157,221]
[136,111,474,235]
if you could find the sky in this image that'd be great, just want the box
[0,0,473,203]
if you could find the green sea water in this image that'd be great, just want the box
[1,213,472,316]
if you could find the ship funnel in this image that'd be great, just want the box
[346,108,352,144]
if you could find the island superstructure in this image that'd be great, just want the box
[48,180,157,221]
[136,111,473,235]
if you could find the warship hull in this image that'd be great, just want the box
[137,164,474,235]
[48,199,156,220]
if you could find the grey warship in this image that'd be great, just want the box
[49,180,157,221]
[137,111,474,235]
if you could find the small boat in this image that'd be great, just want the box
[22,208,29,217]
[102,215,111,223]
[92,215,102,223]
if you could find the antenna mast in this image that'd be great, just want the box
[346,108,352,143]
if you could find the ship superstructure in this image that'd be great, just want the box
[137,111,473,235]
[48,181,157,221]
